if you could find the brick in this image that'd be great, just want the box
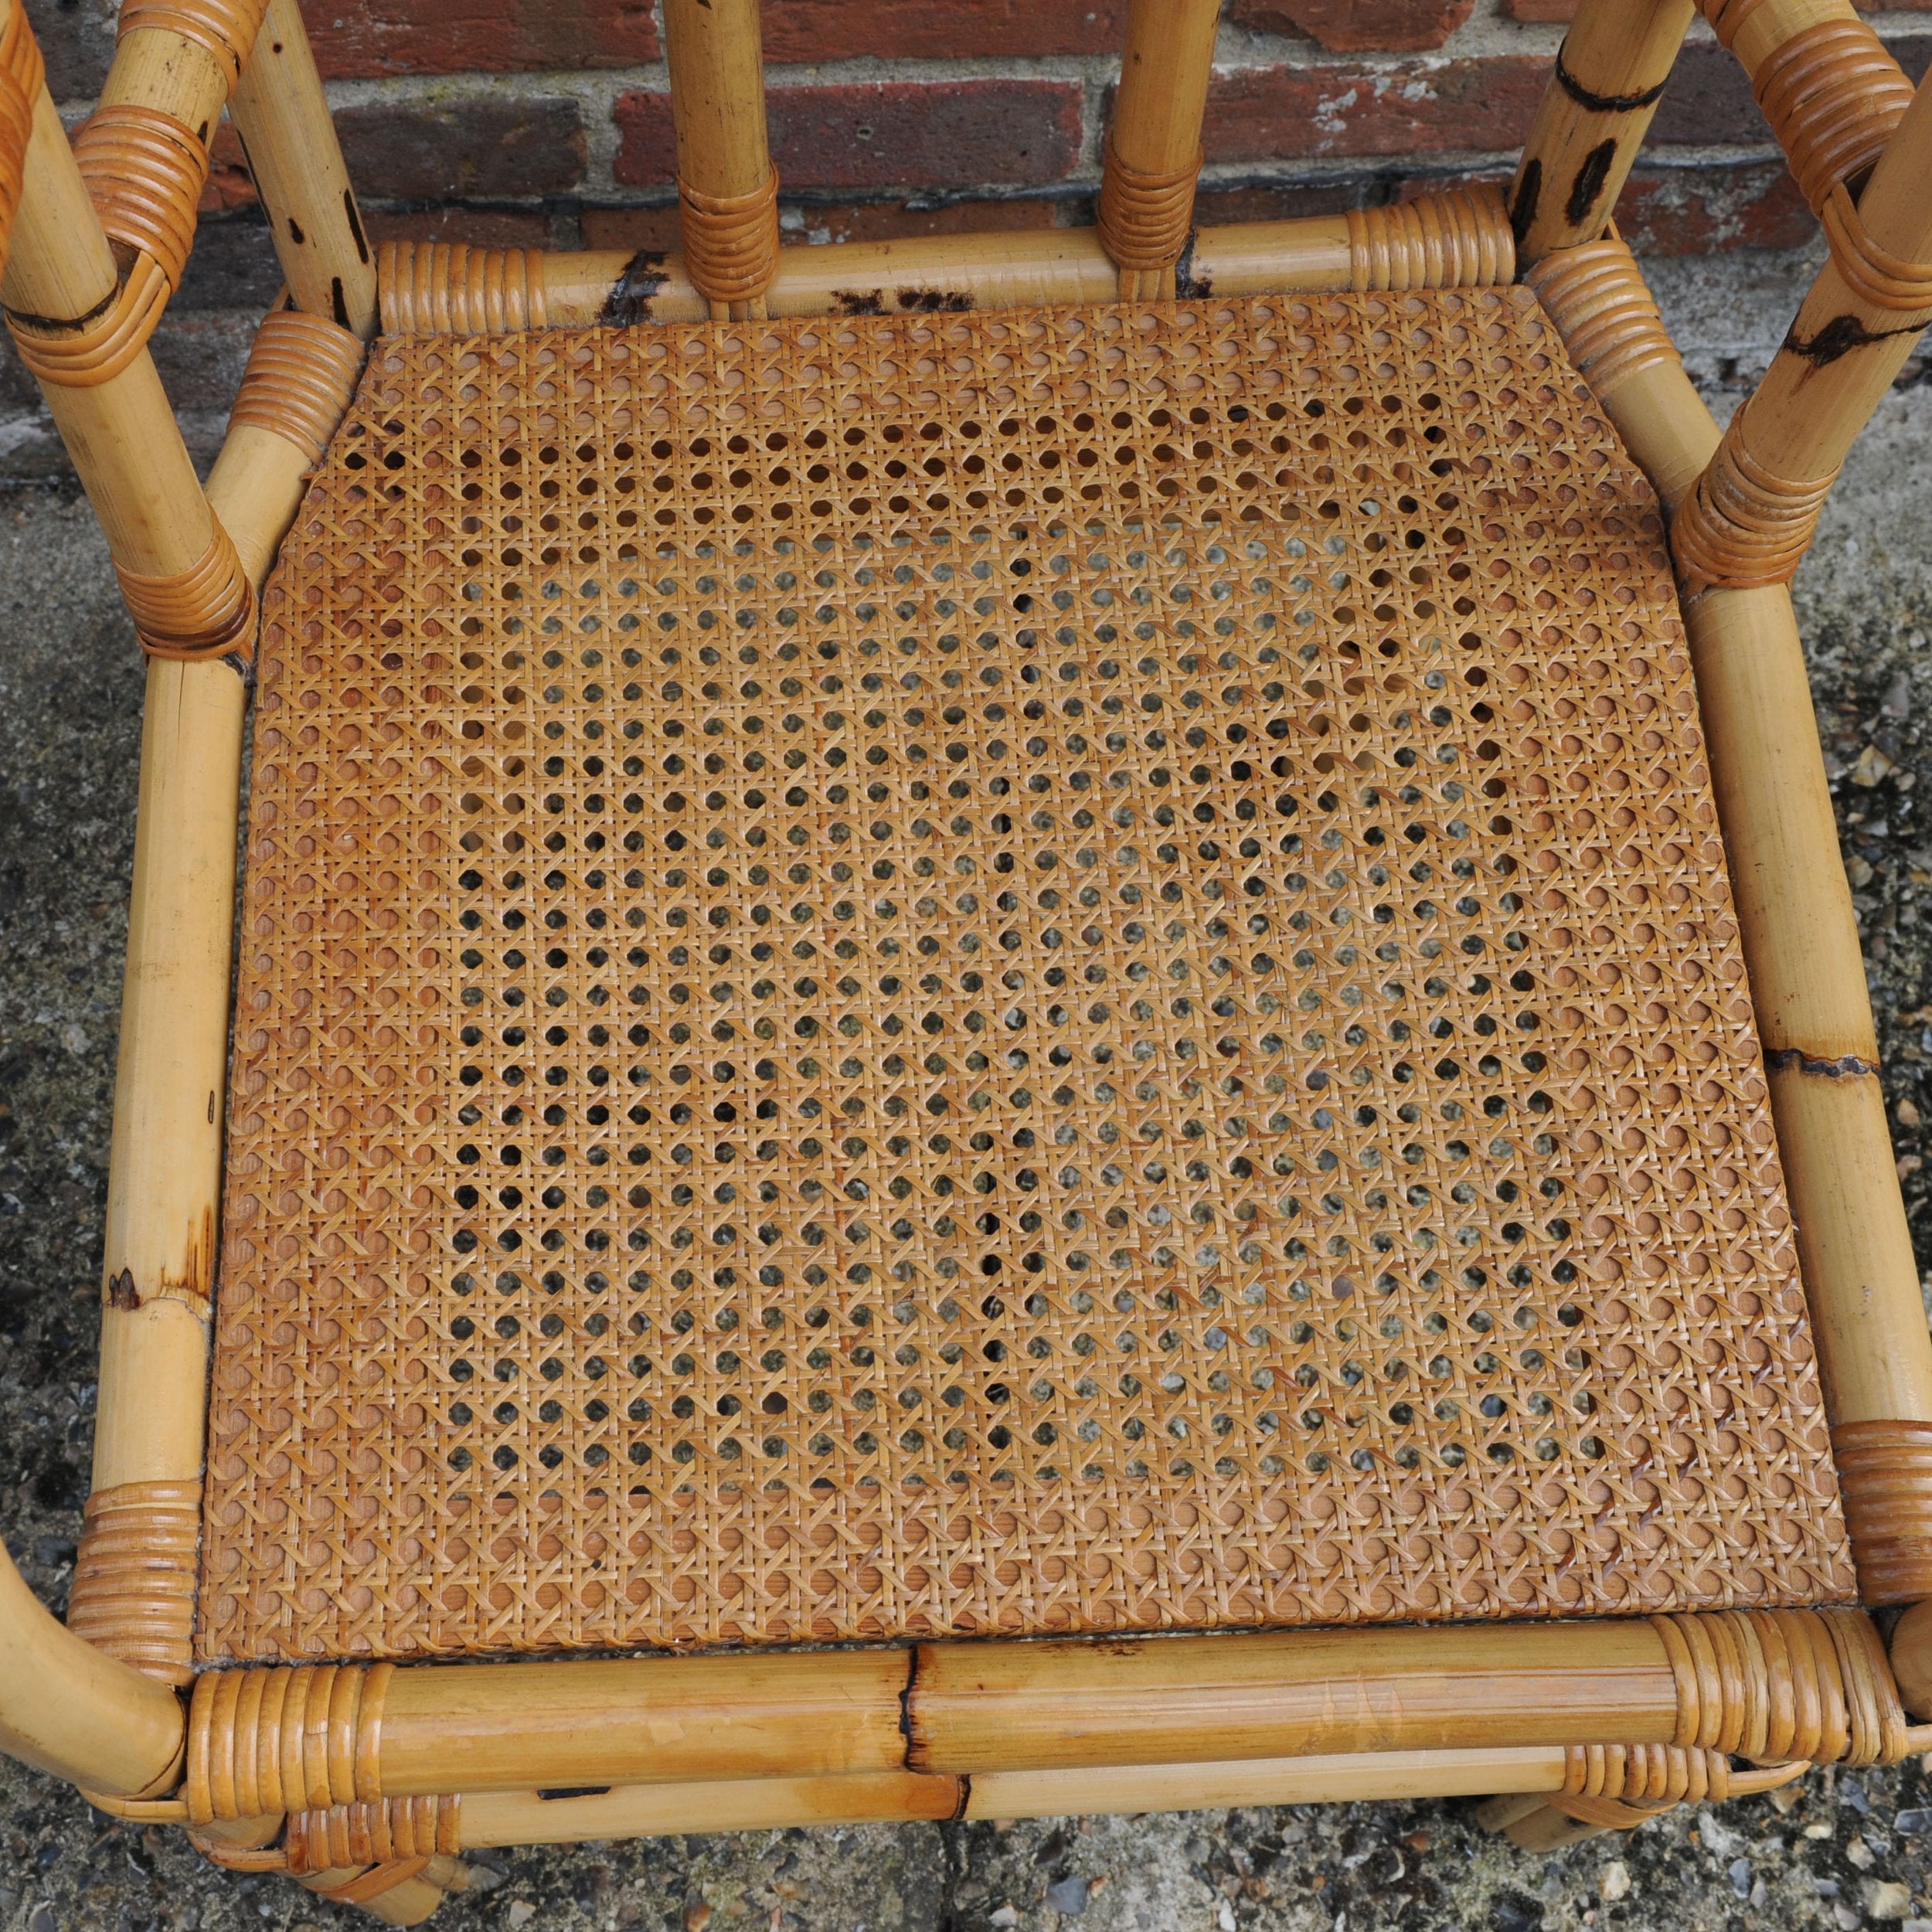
[334,96,586,199]
[363,206,560,248]
[1230,0,1473,55]
[301,0,657,80]
[614,79,1086,192]
[1502,0,1574,19]
[1612,162,1814,254]
[1203,57,1548,162]
[760,0,1130,61]
[22,0,115,102]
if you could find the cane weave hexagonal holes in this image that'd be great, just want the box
[198,286,1854,1665]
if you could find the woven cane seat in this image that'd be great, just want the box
[196,284,1855,1666]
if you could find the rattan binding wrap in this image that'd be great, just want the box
[114,517,255,660]
[186,1662,391,1822]
[1521,240,1679,398]
[1653,1607,1906,1765]
[1697,0,1913,212]
[1553,1741,1733,1828]
[5,250,169,387]
[1345,190,1515,295]
[1831,1419,1932,1605]
[230,306,369,467]
[1097,143,1201,276]
[73,104,206,291]
[284,1796,461,1875]
[1672,413,1841,591]
[199,285,1855,1665]
[1820,182,1932,316]
[678,169,780,308]
[64,1478,200,1685]
[377,241,547,338]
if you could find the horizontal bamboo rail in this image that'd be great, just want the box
[1510,0,1694,265]
[378,190,1515,335]
[1532,234,1932,1607]
[0,1540,185,1797]
[182,1610,1906,1821]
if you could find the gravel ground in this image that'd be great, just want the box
[5,246,1932,1932]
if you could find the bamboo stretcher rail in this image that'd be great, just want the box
[1100,0,1219,300]
[1509,0,1693,265]
[0,1539,186,1798]
[1532,233,1932,1615]
[377,189,1515,334]
[181,1610,1907,1821]
[229,0,376,338]
[662,0,776,321]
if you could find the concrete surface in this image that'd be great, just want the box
[5,246,1932,1932]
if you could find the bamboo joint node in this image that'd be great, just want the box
[677,168,780,309]
[1830,1420,1932,1605]
[231,304,368,465]
[1097,141,1202,275]
[117,0,271,81]
[1820,181,1932,315]
[187,1662,392,1823]
[1346,186,1515,294]
[114,516,256,661]
[1654,1609,1906,1765]
[375,240,547,337]
[1524,237,1679,396]
[65,1478,201,1686]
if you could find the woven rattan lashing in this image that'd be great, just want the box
[199,286,1853,1665]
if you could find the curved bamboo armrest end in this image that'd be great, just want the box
[0,1539,185,1799]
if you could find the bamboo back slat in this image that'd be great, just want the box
[1099,0,1219,299]
[662,0,777,321]
[1509,0,1694,265]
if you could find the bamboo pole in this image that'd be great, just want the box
[1100,0,1219,299]
[1509,0,1694,266]
[229,0,376,337]
[0,1540,185,1797]
[374,1650,913,1797]
[383,191,1515,333]
[454,1747,1572,1846]
[1531,236,1932,1603]
[904,1624,1678,1774]
[662,0,776,321]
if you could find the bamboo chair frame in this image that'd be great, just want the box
[2,0,1932,1916]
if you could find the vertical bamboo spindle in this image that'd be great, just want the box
[230,0,376,336]
[1100,0,1219,300]
[1509,0,1694,265]
[662,0,777,322]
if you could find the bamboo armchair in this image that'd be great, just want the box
[3,0,1932,1919]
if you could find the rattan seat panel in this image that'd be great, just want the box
[197,286,1853,1665]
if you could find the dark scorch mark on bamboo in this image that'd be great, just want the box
[603,250,671,328]
[1765,1047,1882,1078]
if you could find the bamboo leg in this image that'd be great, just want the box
[1509,0,1693,265]
[662,0,776,321]
[229,0,376,336]
[1100,0,1219,299]
[0,0,34,283]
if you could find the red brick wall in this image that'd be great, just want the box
[3,0,1926,476]
[24,0,1932,270]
